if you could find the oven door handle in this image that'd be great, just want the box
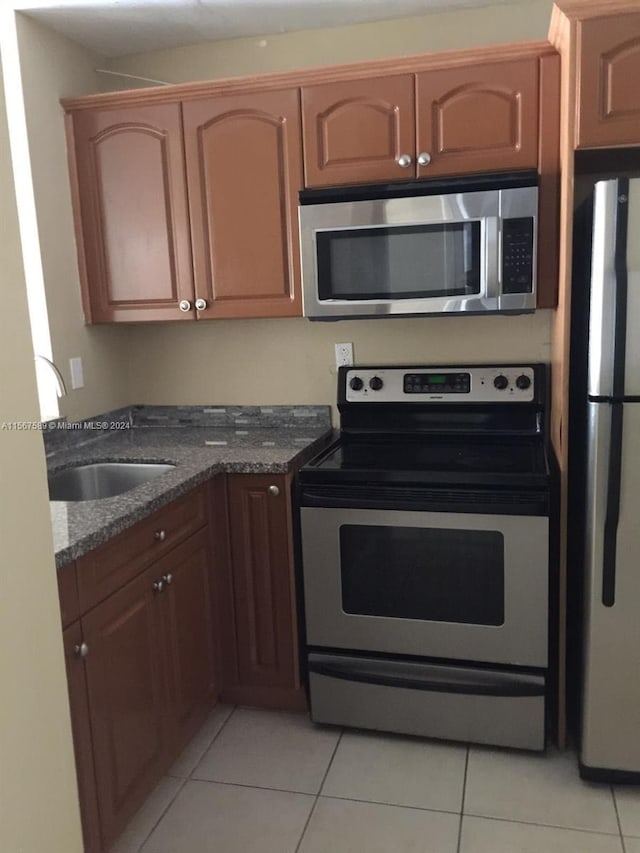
[308,653,545,698]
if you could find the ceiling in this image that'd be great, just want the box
[12,0,532,58]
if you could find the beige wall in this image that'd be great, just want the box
[106,0,552,85]
[0,58,83,853]
[127,312,552,422]
[16,14,132,422]
[109,0,554,417]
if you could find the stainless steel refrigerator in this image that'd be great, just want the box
[574,176,640,782]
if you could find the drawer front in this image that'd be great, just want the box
[77,485,207,612]
[309,658,545,751]
[57,561,80,628]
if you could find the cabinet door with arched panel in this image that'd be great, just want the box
[577,13,640,148]
[70,102,195,322]
[416,59,539,177]
[183,89,303,318]
[301,76,415,186]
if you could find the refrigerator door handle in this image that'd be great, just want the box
[602,403,624,606]
[588,181,619,398]
[588,179,629,400]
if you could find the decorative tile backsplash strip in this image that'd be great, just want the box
[42,406,133,456]
[132,405,331,430]
[43,405,331,456]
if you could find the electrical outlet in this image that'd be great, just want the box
[69,357,84,390]
[335,342,354,368]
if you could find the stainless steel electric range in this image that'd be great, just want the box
[297,364,551,751]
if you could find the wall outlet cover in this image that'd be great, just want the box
[335,342,354,368]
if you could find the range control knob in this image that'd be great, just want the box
[349,376,364,391]
[369,376,384,391]
[516,374,532,390]
[493,374,509,391]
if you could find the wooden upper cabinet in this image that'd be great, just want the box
[69,102,194,322]
[301,75,415,186]
[182,89,303,318]
[577,13,640,148]
[301,58,541,186]
[416,59,540,176]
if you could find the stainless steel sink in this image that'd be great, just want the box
[48,462,176,501]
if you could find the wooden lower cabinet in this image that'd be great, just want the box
[62,621,102,853]
[59,473,304,851]
[221,473,305,710]
[160,529,217,752]
[82,565,167,849]
[61,517,217,851]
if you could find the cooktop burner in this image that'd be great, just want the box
[315,438,543,475]
[305,437,548,487]
[300,363,550,490]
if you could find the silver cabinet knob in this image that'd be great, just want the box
[162,573,173,586]
[417,152,432,166]
[152,579,164,594]
[154,529,166,542]
[268,485,280,496]
[74,642,89,658]
[194,298,207,311]
[397,154,412,168]
[178,300,192,312]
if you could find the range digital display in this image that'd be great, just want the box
[403,372,471,394]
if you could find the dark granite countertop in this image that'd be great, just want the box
[48,405,333,568]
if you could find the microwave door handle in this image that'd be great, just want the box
[484,217,500,301]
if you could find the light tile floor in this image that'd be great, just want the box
[109,705,640,853]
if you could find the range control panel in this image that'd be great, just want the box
[344,365,536,403]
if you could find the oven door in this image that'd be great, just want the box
[300,505,548,668]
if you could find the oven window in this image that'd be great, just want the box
[340,525,504,625]
[316,222,480,301]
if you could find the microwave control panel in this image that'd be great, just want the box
[502,217,534,294]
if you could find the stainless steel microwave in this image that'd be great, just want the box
[299,173,538,320]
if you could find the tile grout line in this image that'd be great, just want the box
[136,776,189,853]
[182,704,237,780]
[611,784,627,853]
[133,704,237,853]
[188,776,329,798]
[294,728,344,853]
[461,809,625,837]
[456,746,470,853]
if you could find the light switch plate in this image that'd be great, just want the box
[69,357,84,390]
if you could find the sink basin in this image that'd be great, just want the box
[48,462,176,501]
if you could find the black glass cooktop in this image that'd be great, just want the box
[304,436,548,486]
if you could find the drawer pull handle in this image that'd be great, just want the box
[74,642,89,658]
[162,573,174,586]
[268,485,280,496]
[154,529,166,542]
[152,580,164,594]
